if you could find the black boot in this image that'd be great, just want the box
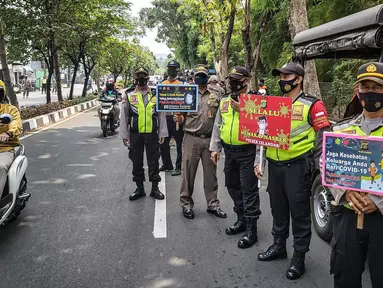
[129,182,146,201]
[286,251,306,280]
[150,182,165,200]
[225,215,246,235]
[257,239,287,261]
[238,219,258,249]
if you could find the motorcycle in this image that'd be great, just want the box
[98,93,122,137]
[0,114,30,225]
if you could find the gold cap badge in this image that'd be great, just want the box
[366,64,377,73]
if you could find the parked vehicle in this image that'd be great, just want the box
[0,114,30,225]
[292,4,383,241]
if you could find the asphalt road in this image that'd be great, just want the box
[0,108,372,288]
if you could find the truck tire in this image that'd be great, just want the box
[311,174,333,242]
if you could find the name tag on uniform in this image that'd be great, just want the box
[292,105,304,120]
[208,99,218,107]
[221,101,230,113]
[130,94,138,105]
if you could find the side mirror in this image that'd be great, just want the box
[0,113,13,124]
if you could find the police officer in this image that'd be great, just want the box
[255,62,330,280]
[210,66,261,248]
[326,62,383,288]
[159,60,184,176]
[119,68,168,201]
[174,64,227,219]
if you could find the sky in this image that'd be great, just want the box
[130,0,171,57]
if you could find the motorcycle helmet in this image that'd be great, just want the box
[106,79,115,90]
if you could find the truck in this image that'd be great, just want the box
[292,4,383,241]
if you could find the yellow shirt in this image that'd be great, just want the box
[0,104,22,152]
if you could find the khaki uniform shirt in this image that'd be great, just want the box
[183,87,222,135]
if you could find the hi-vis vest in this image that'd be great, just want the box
[332,114,383,210]
[266,95,318,162]
[220,96,248,146]
[128,91,158,133]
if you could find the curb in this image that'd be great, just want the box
[22,99,98,133]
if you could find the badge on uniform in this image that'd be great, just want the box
[221,101,230,113]
[151,96,156,103]
[130,94,138,105]
[292,105,304,120]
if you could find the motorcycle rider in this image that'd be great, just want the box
[101,79,121,126]
[0,80,23,199]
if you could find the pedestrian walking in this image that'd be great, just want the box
[326,62,383,288]
[119,68,168,201]
[174,64,226,220]
[255,62,330,280]
[159,60,184,176]
[210,66,261,249]
[41,77,47,94]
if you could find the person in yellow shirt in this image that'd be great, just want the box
[0,80,23,197]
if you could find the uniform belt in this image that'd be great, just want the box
[222,142,251,151]
[186,131,212,139]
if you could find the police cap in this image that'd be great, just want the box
[194,64,209,76]
[134,67,149,77]
[167,60,180,69]
[228,66,250,80]
[356,62,383,85]
[272,62,305,77]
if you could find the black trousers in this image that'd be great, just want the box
[268,158,312,252]
[224,145,261,220]
[331,207,383,288]
[160,116,184,170]
[129,132,161,183]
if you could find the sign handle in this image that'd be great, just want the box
[258,146,264,189]
[357,213,364,230]
[176,121,179,131]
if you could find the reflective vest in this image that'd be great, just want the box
[127,91,158,133]
[332,115,383,210]
[266,95,318,162]
[219,96,248,146]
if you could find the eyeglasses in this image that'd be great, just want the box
[358,82,383,93]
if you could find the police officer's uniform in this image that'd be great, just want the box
[327,62,383,288]
[210,66,261,249]
[257,62,330,280]
[119,68,168,201]
[159,60,184,176]
[179,64,226,219]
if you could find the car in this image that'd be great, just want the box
[292,4,383,242]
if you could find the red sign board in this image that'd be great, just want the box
[238,94,293,150]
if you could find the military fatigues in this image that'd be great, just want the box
[160,78,184,172]
[210,96,261,219]
[328,115,383,288]
[180,87,221,209]
[119,88,168,184]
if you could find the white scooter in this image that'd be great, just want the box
[0,114,30,225]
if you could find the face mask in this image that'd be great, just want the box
[136,77,148,86]
[279,77,299,94]
[0,90,5,102]
[259,123,266,130]
[195,74,208,85]
[230,80,247,95]
[358,91,383,112]
[167,69,178,78]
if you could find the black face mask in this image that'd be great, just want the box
[167,69,178,78]
[358,91,383,112]
[195,74,208,85]
[230,80,246,95]
[0,90,5,102]
[279,77,299,94]
[136,77,148,87]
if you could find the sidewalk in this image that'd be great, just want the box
[18,84,95,107]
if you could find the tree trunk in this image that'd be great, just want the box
[69,62,78,100]
[46,68,53,103]
[53,47,63,101]
[0,28,18,108]
[82,73,89,97]
[67,66,70,88]
[220,2,236,80]
[242,0,255,89]
[289,0,321,98]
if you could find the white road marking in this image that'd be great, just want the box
[20,107,97,140]
[153,171,167,239]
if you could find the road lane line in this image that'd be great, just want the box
[153,171,167,238]
[20,107,98,140]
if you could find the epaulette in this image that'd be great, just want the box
[332,114,362,131]
[299,93,320,105]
